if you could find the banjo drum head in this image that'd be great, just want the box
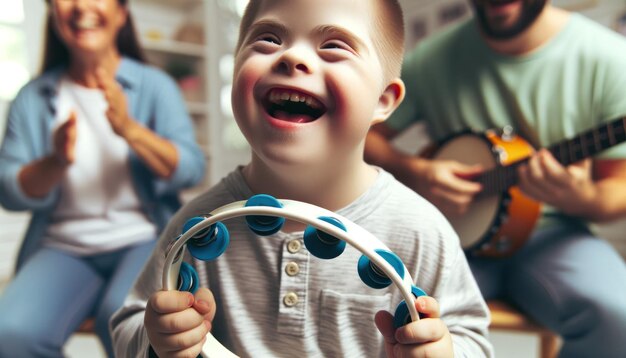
[431,134,500,250]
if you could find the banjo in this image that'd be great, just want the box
[430,117,626,257]
[163,194,426,357]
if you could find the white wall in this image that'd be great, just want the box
[0,1,46,282]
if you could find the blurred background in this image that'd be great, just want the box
[0,0,625,357]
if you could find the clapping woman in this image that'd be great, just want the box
[0,0,205,356]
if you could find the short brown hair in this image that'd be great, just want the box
[235,0,404,82]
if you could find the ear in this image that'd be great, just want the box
[371,78,405,125]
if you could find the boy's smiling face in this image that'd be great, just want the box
[232,0,401,169]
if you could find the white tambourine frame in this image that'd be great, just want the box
[162,199,419,358]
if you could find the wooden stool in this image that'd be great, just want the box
[488,300,560,358]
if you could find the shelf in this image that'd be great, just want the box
[142,38,206,58]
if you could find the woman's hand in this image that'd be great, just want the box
[52,111,77,166]
[95,67,138,140]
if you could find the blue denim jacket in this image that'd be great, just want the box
[0,57,206,269]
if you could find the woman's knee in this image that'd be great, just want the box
[0,315,48,356]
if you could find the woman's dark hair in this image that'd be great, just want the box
[41,0,146,73]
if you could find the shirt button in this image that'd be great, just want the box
[283,292,299,307]
[287,239,302,253]
[285,261,300,276]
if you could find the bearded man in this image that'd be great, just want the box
[366,1,626,356]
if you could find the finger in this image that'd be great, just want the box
[374,310,398,344]
[516,164,543,201]
[395,318,447,345]
[161,320,211,353]
[193,288,216,321]
[451,162,484,180]
[95,67,112,92]
[393,340,448,358]
[67,110,77,125]
[415,296,440,318]
[149,290,194,315]
[374,310,398,358]
[443,174,483,195]
[430,187,474,217]
[66,112,77,144]
[537,150,569,186]
[570,158,592,171]
[95,67,117,103]
[57,111,77,133]
[155,307,207,334]
[432,187,474,208]
[166,336,206,358]
[526,154,545,185]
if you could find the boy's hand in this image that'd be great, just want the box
[145,288,216,358]
[375,296,453,358]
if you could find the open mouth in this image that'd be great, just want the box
[262,88,327,124]
[71,16,100,32]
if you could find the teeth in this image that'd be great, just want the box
[75,17,98,30]
[269,89,321,109]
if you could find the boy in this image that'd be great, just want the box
[111,0,493,357]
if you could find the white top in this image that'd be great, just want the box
[43,78,156,255]
[111,167,494,358]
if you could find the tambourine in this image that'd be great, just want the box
[162,194,426,357]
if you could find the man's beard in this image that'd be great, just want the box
[472,0,547,40]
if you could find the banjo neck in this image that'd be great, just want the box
[477,116,626,197]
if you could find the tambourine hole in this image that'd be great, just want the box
[316,231,340,245]
[357,255,390,289]
[177,262,199,294]
[303,216,347,259]
[182,216,206,236]
[369,261,387,278]
[243,194,286,236]
[393,301,411,329]
[252,215,280,226]
[411,285,427,298]
[245,215,285,236]
[190,224,219,247]
[357,249,405,289]
[187,222,230,261]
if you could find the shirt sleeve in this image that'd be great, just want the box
[427,223,494,358]
[594,33,626,160]
[110,208,176,358]
[138,69,206,194]
[0,87,58,211]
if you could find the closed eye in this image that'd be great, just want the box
[321,41,348,50]
[257,34,281,45]
[319,40,357,59]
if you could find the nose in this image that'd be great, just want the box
[273,44,315,75]
[72,0,93,10]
